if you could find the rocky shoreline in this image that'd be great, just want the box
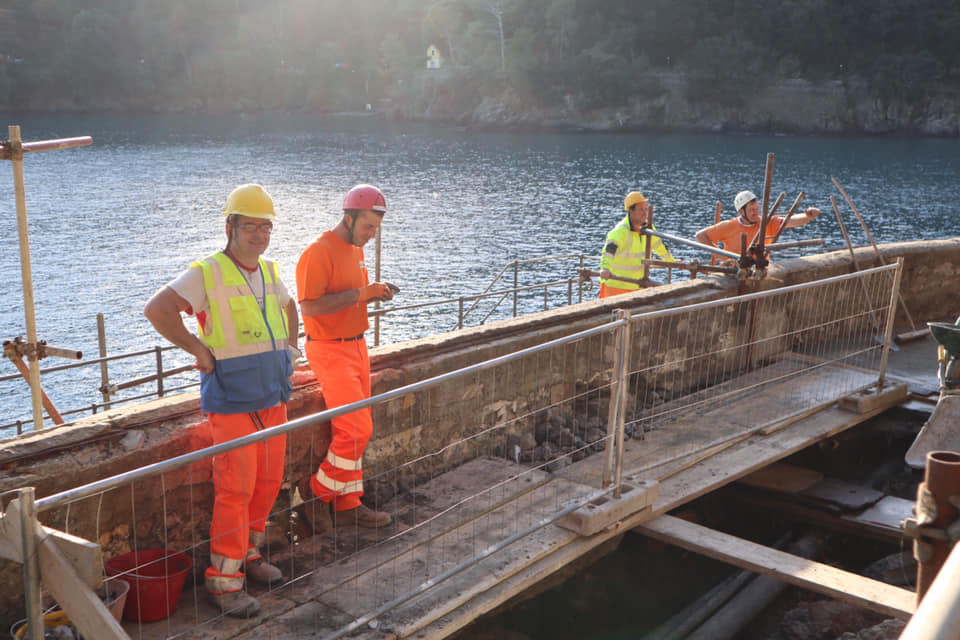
[4,71,958,138]
[402,71,960,137]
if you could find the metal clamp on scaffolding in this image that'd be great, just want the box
[3,336,83,426]
[901,450,960,603]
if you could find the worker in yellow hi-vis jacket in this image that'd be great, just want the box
[599,191,675,298]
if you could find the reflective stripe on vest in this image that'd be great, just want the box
[193,252,289,359]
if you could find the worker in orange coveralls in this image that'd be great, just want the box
[296,184,396,529]
[695,189,820,261]
[144,184,299,618]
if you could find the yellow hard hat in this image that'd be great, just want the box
[222,184,276,219]
[624,191,647,210]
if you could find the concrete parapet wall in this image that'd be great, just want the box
[0,239,957,621]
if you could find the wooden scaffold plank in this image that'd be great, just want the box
[637,515,915,620]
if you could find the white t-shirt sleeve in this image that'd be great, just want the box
[168,265,208,316]
[276,275,291,307]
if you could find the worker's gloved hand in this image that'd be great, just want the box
[599,269,612,280]
[358,282,393,303]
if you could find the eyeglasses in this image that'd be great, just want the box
[236,222,274,233]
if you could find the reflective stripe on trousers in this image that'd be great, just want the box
[305,338,373,512]
[206,405,287,576]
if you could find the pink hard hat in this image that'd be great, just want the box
[343,184,386,214]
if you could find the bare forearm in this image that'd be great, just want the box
[695,230,715,246]
[300,288,361,317]
[286,299,300,349]
[144,288,207,360]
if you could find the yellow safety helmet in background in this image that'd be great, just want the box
[222,184,276,219]
[624,191,647,210]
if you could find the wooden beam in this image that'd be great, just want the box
[637,515,915,620]
[0,499,102,588]
[38,534,127,640]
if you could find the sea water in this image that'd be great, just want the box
[1,112,959,435]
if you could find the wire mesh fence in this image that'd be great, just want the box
[7,263,900,639]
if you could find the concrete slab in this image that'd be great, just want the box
[905,393,960,469]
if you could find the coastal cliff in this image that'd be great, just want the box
[404,70,960,136]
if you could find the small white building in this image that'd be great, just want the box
[426,44,444,69]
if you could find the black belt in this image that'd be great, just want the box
[307,333,364,342]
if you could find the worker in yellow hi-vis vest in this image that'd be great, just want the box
[599,191,675,298]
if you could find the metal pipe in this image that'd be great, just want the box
[917,450,960,601]
[602,310,627,488]
[613,309,631,497]
[35,317,624,513]
[771,191,806,244]
[4,353,64,424]
[513,261,519,317]
[577,255,584,303]
[764,238,825,251]
[374,225,382,347]
[760,152,774,224]
[832,196,883,334]
[9,125,43,431]
[17,488,44,640]
[155,347,165,397]
[0,136,92,159]
[99,363,193,394]
[833,177,919,333]
[642,228,739,260]
[39,345,82,360]
[97,313,111,409]
[643,259,737,275]
[900,528,960,640]
[877,257,903,389]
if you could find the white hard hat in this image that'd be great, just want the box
[734,190,758,212]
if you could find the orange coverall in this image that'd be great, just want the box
[699,216,784,256]
[297,230,374,512]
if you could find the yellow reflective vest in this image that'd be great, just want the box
[599,216,674,290]
[193,252,293,414]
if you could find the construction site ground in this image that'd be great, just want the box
[117,336,938,640]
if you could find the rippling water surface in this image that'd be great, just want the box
[2,113,959,434]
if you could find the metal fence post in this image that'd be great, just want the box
[602,309,631,492]
[18,487,44,640]
[512,261,519,317]
[578,255,584,303]
[877,257,904,390]
[155,346,165,398]
[97,313,111,409]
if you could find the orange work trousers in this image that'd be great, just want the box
[207,406,287,565]
[305,338,373,512]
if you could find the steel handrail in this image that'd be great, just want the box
[34,316,624,512]
[458,254,591,324]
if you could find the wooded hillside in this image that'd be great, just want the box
[1,0,957,132]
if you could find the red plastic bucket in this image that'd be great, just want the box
[105,549,193,622]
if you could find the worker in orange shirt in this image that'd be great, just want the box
[296,184,396,529]
[695,190,820,261]
[144,184,299,618]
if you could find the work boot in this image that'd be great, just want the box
[294,499,333,536]
[207,588,261,618]
[206,554,260,618]
[333,503,392,528]
[245,530,283,586]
